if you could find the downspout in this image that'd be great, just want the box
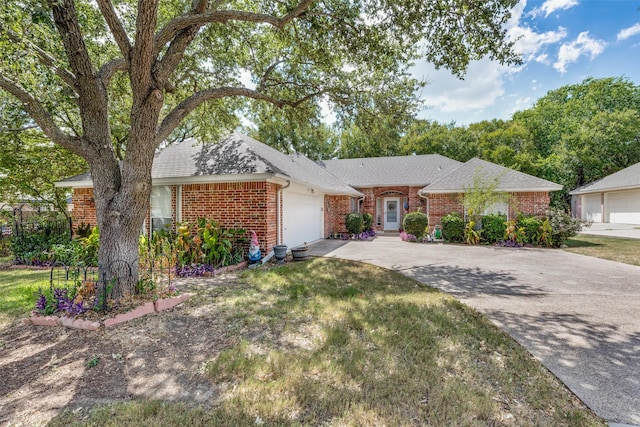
[276,181,291,245]
[357,195,365,213]
[418,188,429,223]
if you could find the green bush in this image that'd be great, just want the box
[345,213,364,235]
[402,212,429,239]
[441,212,464,242]
[481,214,506,243]
[362,213,373,231]
[548,208,584,247]
[518,216,543,245]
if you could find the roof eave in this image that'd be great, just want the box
[423,186,563,194]
[570,184,640,195]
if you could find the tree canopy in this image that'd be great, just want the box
[0,0,521,296]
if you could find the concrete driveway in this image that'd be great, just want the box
[313,236,640,425]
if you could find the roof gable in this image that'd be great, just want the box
[422,158,563,193]
[570,162,640,195]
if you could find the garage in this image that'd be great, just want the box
[282,187,324,248]
[606,190,640,224]
[581,193,602,223]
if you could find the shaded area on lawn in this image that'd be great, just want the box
[1,259,603,426]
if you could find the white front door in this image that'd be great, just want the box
[384,197,400,230]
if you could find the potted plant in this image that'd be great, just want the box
[273,245,288,263]
[291,242,308,261]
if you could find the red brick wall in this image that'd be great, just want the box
[324,195,353,236]
[426,191,552,229]
[71,188,97,231]
[427,193,465,230]
[509,192,551,218]
[181,181,278,253]
[71,182,279,253]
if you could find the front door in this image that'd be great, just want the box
[384,197,400,230]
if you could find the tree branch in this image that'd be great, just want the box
[1,25,78,93]
[156,86,323,144]
[154,0,314,56]
[0,74,82,155]
[96,0,132,63]
[97,58,127,87]
[154,0,210,86]
[131,0,160,93]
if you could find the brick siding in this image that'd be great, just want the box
[71,181,279,253]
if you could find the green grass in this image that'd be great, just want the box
[0,267,50,328]
[564,235,640,266]
[48,258,603,426]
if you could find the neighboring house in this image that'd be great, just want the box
[570,162,640,224]
[56,132,562,251]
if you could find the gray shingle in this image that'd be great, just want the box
[570,162,640,194]
[422,158,563,193]
[321,154,463,187]
[57,132,361,196]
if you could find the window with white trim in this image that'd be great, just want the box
[150,186,172,234]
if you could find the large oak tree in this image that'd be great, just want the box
[0,0,519,298]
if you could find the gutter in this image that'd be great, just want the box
[276,180,291,245]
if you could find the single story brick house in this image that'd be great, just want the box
[570,162,640,224]
[57,132,562,252]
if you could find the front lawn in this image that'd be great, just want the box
[0,267,50,328]
[564,235,640,266]
[37,258,603,426]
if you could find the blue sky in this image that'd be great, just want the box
[412,0,640,125]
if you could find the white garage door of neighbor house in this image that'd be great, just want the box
[582,193,602,223]
[607,190,640,224]
[282,191,324,248]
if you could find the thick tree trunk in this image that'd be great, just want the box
[90,152,152,301]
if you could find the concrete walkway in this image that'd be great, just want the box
[581,223,640,239]
[311,236,640,425]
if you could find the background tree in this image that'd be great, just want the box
[0,0,520,298]
[0,95,86,212]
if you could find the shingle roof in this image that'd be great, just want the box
[570,162,640,195]
[320,154,463,187]
[422,158,563,193]
[57,132,361,196]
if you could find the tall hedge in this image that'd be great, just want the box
[403,212,429,239]
[362,213,373,231]
[441,212,464,242]
[481,214,506,243]
[345,213,364,235]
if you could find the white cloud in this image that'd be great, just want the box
[553,31,607,73]
[414,59,508,114]
[617,23,640,41]
[531,0,579,18]
[510,26,568,60]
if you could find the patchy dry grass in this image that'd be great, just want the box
[564,235,640,266]
[48,258,603,426]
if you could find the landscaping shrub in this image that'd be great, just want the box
[548,208,584,247]
[464,221,481,245]
[518,215,543,245]
[362,213,373,231]
[11,215,71,265]
[402,212,429,239]
[345,213,364,235]
[481,214,506,243]
[174,219,247,271]
[441,212,464,242]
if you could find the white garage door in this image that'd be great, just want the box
[581,194,602,222]
[282,190,324,248]
[607,190,640,224]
